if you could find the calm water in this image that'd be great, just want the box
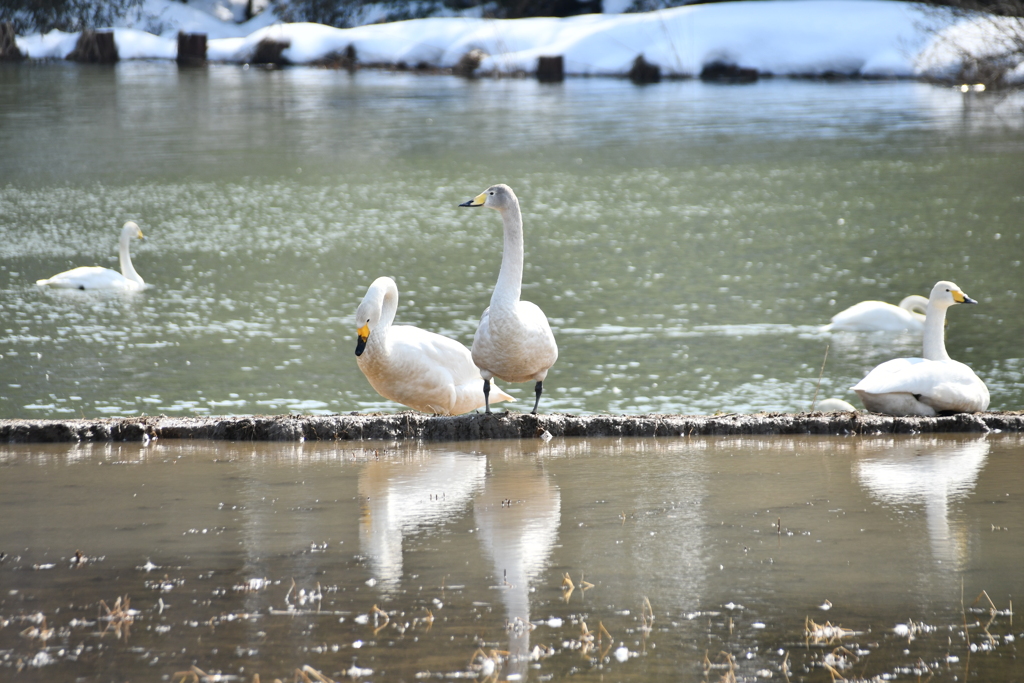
[1,435,1022,681]
[1,63,1023,418]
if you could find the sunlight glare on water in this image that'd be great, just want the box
[1,64,1023,417]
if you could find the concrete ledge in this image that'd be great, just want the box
[2,411,1022,443]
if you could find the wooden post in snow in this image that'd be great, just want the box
[1,22,24,61]
[67,29,118,64]
[629,54,660,84]
[251,38,290,66]
[537,56,564,83]
[177,32,207,66]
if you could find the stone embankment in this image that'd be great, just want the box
[2,411,1022,443]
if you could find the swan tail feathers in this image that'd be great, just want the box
[490,385,516,404]
[36,277,77,289]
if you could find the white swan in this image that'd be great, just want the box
[851,281,989,416]
[460,184,558,414]
[814,398,858,412]
[36,221,146,291]
[354,276,514,415]
[823,294,929,332]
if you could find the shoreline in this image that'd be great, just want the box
[2,411,1022,443]
[0,57,970,87]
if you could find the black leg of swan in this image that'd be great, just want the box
[483,378,491,414]
[532,381,543,415]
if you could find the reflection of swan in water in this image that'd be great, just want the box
[473,454,560,674]
[855,438,989,566]
[822,295,928,332]
[359,452,485,589]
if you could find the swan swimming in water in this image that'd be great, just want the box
[823,294,929,332]
[354,276,514,415]
[852,281,989,416]
[460,184,558,414]
[36,221,146,291]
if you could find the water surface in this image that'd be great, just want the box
[1,434,1021,680]
[1,63,1023,417]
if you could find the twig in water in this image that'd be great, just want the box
[370,604,389,635]
[973,590,1000,647]
[961,577,971,681]
[641,596,655,630]
[296,664,335,682]
[811,344,830,410]
[597,620,612,644]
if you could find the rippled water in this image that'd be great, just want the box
[1,63,1023,418]
[2,434,1021,680]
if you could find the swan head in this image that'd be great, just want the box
[354,277,395,356]
[121,221,144,242]
[929,280,977,308]
[459,184,517,211]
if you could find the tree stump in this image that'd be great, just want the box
[0,22,23,61]
[700,61,758,83]
[629,55,659,84]
[251,38,290,66]
[537,55,564,82]
[454,48,486,77]
[312,44,356,70]
[67,29,118,64]
[177,32,207,67]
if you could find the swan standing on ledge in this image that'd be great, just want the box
[354,276,514,415]
[460,184,558,414]
[36,221,146,291]
[823,294,929,332]
[852,281,989,416]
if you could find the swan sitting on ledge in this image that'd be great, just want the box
[852,281,989,416]
[36,221,146,291]
[354,276,514,416]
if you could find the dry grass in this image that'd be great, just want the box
[805,616,855,646]
[98,595,134,641]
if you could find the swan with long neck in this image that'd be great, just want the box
[852,281,989,415]
[460,184,558,414]
[823,294,929,332]
[354,276,514,415]
[36,221,146,291]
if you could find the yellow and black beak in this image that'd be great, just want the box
[355,324,370,356]
[137,228,145,239]
[459,192,487,208]
[953,290,978,305]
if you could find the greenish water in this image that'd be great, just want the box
[1,435,1021,681]
[1,63,1023,417]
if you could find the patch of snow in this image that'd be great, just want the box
[11,0,1019,80]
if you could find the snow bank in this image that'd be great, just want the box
[128,0,279,38]
[10,0,1018,80]
[203,0,933,77]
